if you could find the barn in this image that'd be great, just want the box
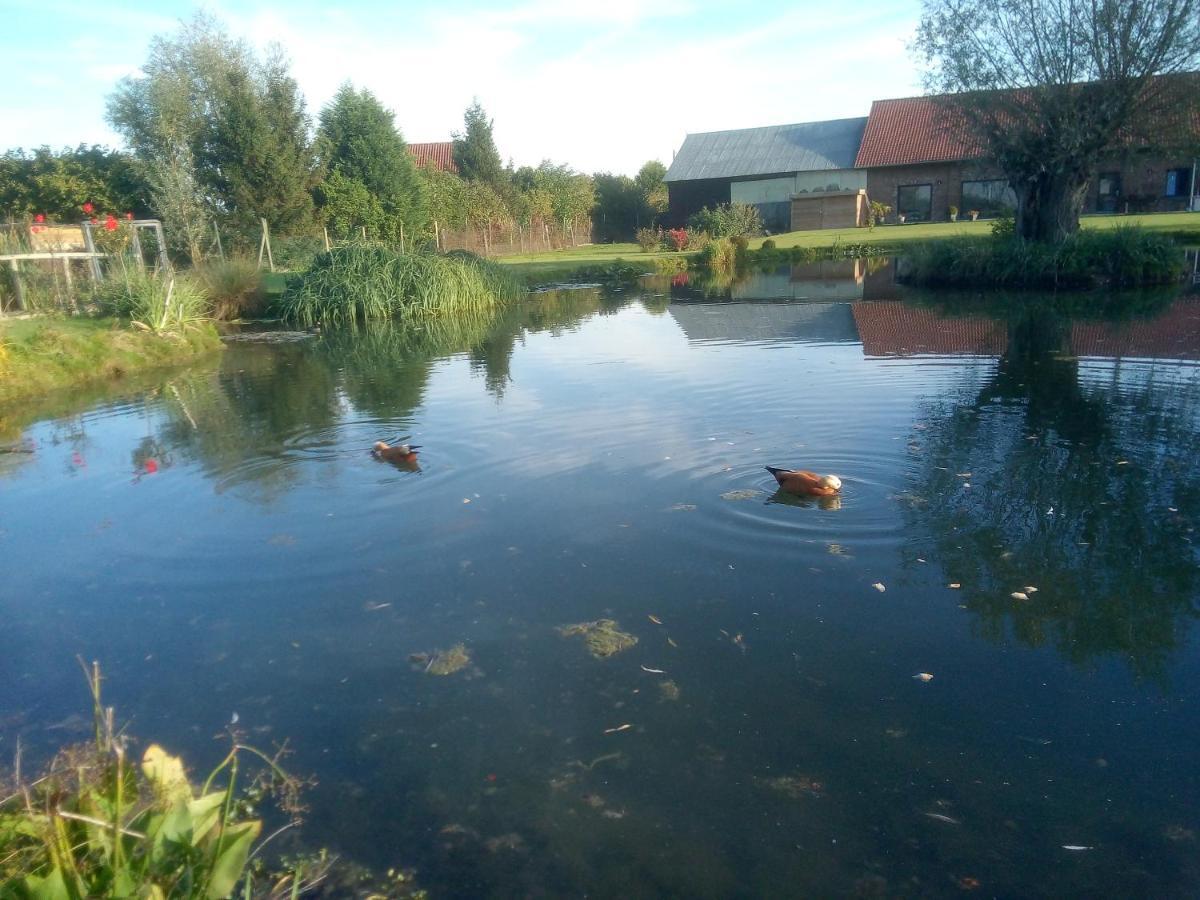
[663,117,869,231]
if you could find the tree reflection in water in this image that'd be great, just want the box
[904,291,1200,681]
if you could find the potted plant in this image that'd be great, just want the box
[898,213,907,224]
[969,209,980,221]
[949,205,959,222]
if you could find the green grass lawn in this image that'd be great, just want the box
[496,211,1200,278]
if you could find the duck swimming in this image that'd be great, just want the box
[373,441,421,464]
[765,466,842,497]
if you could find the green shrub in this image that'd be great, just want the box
[900,227,1184,289]
[991,216,1016,238]
[194,257,266,320]
[700,237,738,273]
[277,243,524,326]
[94,266,210,335]
[687,202,763,238]
[270,235,325,272]
[635,227,662,252]
[761,238,777,251]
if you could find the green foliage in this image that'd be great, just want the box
[760,238,776,251]
[201,48,320,241]
[635,227,662,252]
[0,146,151,221]
[0,663,302,899]
[452,100,505,188]
[194,257,266,319]
[700,237,738,273]
[900,227,1185,289]
[687,202,763,238]
[868,200,892,229]
[277,244,523,326]
[107,13,320,257]
[592,161,668,241]
[318,84,427,241]
[991,215,1016,238]
[94,267,211,335]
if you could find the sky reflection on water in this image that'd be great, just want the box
[3,276,1200,897]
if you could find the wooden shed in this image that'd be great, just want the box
[790,189,869,231]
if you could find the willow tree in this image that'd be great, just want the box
[915,0,1200,243]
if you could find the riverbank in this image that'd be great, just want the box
[0,316,222,406]
[497,211,1200,281]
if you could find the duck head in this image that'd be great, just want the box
[819,474,843,492]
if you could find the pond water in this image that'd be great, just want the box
[3,266,1200,897]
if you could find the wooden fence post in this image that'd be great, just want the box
[323,227,331,252]
[258,218,275,273]
[434,219,440,252]
[81,222,103,280]
[212,220,225,261]
[7,259,24,312]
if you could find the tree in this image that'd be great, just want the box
[318,84,427,242]
[202,48,319,239]
[635,160,668,224]
[914,0,1200,242]
[592,173,641,242]
[0,146,151,220]
[108,14,320,256]
[452,100,505,187]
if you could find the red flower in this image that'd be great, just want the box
[34,213,45,223]
[90,218,98,224]
[104,215,118,232]
[82,202,94,214]
[144,459,159,474]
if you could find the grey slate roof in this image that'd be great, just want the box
[664,117,868,182]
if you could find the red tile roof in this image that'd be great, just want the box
[851,302,1008,357]
[855,96,984,168]
[856,75,1200,169]
[408,142,458,173]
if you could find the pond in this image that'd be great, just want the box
[3,266,1200,897]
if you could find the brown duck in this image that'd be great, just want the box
[765,466,842,497]
[373,441,421,464]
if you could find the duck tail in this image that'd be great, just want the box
[765,465,792,478]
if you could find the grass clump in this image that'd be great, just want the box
[94,267,211,335]
[277,244,523,327]
[194,257,268,320]
[900,226,1185,289]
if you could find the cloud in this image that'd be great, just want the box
[3,0,925,174]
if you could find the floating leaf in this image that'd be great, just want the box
[872,582,886,593]
[913,673,934,682]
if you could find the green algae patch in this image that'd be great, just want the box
[0,316,222,406]
[557,619,638,659]
[419,643,472,675]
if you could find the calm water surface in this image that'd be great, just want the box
[3,268,1200,897]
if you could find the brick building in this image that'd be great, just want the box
[856,94,1199,223]
[667,80,1200,231]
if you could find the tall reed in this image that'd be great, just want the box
[277,244,523,327]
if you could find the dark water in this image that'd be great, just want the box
[4,267,1200,897]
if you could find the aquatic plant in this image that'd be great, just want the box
[0,662,307,899]
[276,243,523,326]
[557,619,638,658]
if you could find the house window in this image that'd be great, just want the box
[960,179,1016,218]
[897,184,932,222]
[1097,172,1122,212]
[1165,168,1192,197]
